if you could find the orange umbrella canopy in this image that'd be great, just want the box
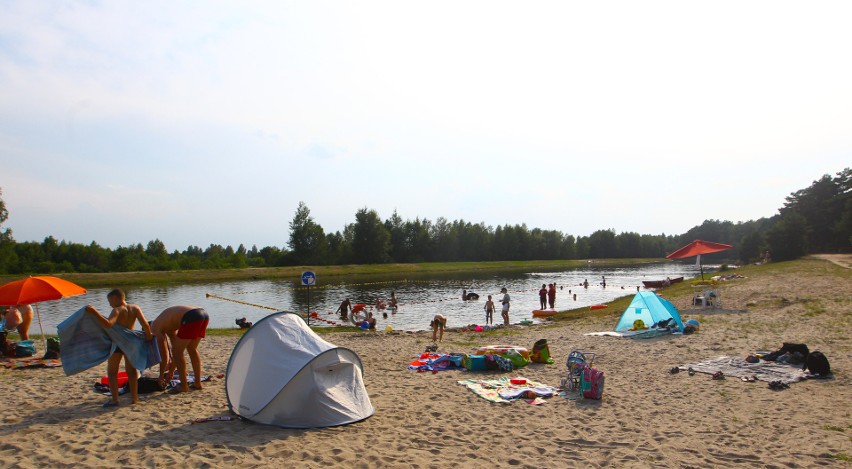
[666,240,733,259]
[0,276,87,306]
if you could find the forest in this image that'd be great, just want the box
[0,168,848,275]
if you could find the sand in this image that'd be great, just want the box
[2,257,850,468]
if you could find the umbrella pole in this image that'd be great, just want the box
[34,304,47,351]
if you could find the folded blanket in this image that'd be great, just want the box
[58,307,161,376]
[678,356,807,384]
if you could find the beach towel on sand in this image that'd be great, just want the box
[678,356,807,385]
[458,377,557,404]
[58,307,160,376]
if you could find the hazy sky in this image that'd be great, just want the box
[2,1,850,251]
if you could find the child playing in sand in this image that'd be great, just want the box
[85,289,153,407]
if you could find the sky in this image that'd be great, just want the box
[1,1,850,251]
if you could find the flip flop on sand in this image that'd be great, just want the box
[688,367,696,376]
[669,367,680,374]
[711,371,725,380]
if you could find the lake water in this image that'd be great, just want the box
[20,263,710,335]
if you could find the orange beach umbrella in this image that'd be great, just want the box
[0,276,88,348]
[666,240,733,280]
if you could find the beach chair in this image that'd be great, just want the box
[561,350,596,392]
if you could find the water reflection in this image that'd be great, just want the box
[28,263,707,334]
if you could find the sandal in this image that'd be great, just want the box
[711,371,725,380]
[669,367,680,374]
[688,367,695,376]
[768,380,790,390]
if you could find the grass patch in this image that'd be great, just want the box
[824,425,846,433]
[803,301,827,317]
[824,453,850,461]
[205,328,249,337]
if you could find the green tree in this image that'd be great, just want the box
[288,202,329,265]
[351,208,390,264]
[739,230,764,264]
[0,188,17,273]
[765,212,809,261]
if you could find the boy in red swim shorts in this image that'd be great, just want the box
[151,305,209,393]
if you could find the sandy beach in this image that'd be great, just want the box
[2,257,850,468]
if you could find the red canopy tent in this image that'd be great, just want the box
[666,240,733,280]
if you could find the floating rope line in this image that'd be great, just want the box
[205,293,279,311]
[205,293,352,327]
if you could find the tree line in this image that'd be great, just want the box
[0,167,848,275]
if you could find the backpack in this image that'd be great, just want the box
[803,351,831,376]
[137,377,166,394]
[581,365,605,400]
[15,340,36,358]
[43,337,60,359]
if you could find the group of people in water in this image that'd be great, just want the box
[334,292,399,330]
[83,289,209,407]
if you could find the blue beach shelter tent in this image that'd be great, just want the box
[615,292,684,332]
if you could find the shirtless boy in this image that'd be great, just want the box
[151,305,209,393]
[85,289,153,407]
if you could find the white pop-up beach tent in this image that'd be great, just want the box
[226,311,374,428]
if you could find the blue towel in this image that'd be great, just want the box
[57,307,160,376]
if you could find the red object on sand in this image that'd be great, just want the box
[101,371,129,387]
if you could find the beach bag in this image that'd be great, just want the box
[15,340,36,358]
[137,377,166,394]
[581,365,605,400]
[803,351,831,376]
[463,354,487,371]
[43,337,61,359]
[530,339,554,364]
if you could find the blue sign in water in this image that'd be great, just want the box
[301,271,317,286]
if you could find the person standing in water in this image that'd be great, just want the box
[500,287,511,325]
[547,283,556,309]
[484,295,495,325]
[538,284,547,310]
